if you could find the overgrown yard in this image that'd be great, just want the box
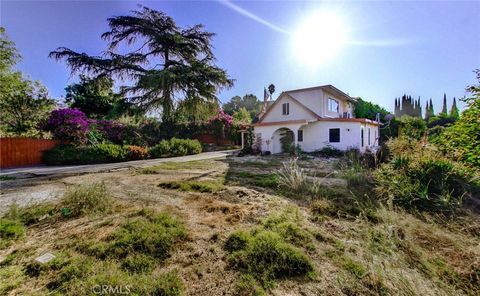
[0,155,479,295]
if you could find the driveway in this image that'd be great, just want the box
[0,150,238,179]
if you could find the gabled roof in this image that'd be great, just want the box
[257,92,321,123]
[286,84,356,103]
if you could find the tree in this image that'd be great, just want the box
[449,97,460,119]
[65,75,121,118]
[440,93,448,115]
[0,27,55,137]
[434,70,480,168]
[174,98,219,123]
[223,94,262,119]
[268,83,275,100]
[50,6,233,122]
[232,107,252,125]
[353,97,389,121]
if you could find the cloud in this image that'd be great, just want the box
[219,0,290,34]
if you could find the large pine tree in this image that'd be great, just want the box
[50,6,234,122]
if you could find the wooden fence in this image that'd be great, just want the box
[0,138,60,169]
[193,134,234,146]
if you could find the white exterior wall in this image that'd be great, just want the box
[261,94,317,122]
[253,121,379,154]
[298,121,379,152]
[287,89,353,118]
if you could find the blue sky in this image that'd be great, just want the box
[1,0,479,113]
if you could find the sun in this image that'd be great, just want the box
[292,11,348,66]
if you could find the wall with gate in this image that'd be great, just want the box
[0,138,60,169]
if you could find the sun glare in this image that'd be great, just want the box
[292,11,348,66]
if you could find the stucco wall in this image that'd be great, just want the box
[253,121,379,154]
[261,94,318,122]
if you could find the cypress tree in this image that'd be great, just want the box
[429,98,435,116]
[441,93,448,115]
[449,97,460,119]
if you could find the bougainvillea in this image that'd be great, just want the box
[44,108,89,144]
[209,109,233,139]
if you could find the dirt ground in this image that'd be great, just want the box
[1,155,479,296]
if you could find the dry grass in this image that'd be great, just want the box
[1,157,479,295]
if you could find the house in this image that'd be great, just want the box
[246,85,380,154]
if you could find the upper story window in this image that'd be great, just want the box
[328,97,339,113]
[282,103,290,115]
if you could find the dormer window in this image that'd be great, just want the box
[328,97,339,113]
[282,103,290,115]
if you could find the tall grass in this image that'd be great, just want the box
[61,182,113,217]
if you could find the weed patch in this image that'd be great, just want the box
[0,219,25,248]
[159,180,223,193]
[61,182,113,217]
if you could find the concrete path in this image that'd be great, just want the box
[0,150,238,179]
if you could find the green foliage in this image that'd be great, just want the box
[159,180,223,193]
[226,230,315,288]
[232,107,252,125]
[121,254,156,273]
[108,212,187,260]
[50,6,233,122]
[150,138,202,158]
[0,218,25,241]
[43,144,131,165]
[235,274,267,296]
[354,97,389,121]
[433,70,480,168]
[5,203,57,226]
[223,94,262,119]
[312,145,344,158]
[398,116,427,140]
[65,75,121,118]
[226,171,278,189]
[225,208,315,289]
[0,28,55,137]
[61,182,113,217]
[374,139,480,213]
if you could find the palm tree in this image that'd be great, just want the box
[268,84,275,100]
[50,6,234,122]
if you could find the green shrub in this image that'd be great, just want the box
[108,212,187,259]
[312,145,344,158]
[43,144,129,165]
[159,180,223,193]
[150,138,202,158]
[121,254,155,273]
[61,182,113,217]
[227,230,315,288]
[374,139,480,213]
[225,231,251,252]
[0,219,25,242]
[235,274,266,296]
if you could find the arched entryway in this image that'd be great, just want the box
[271,127,294,154]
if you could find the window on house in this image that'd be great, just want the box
[282,103,289,115]
[368,128,371,146]
[361,129,364,147]
[328,97,339,113]
[329,128,340,143]
[298,130,303,142]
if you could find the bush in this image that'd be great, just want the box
[374,139,480,213]
[108,211,187,259]
[61,182,113,217]
[150,138,202,158]
[121,254,155,273]
[43,144,129,165]
[276,158,309,194]
[43,108,90,144]
[312,145,344,158]
[227,230,315,288]
[0,219,25,240]
[126,145,149,160]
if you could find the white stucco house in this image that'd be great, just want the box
[245,85,380,154]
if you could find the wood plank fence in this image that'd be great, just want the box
[0,138,60,169]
